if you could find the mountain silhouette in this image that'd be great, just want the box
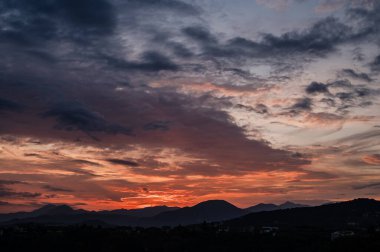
[245,201,308,213]
[99,205,180,218]
[278,201,308,209]
[142,200,245,226]
[1,199,378,228]
[32,204,80,215]
[0,204,180,226]
[228,198,380,228]
[245,203,278,213]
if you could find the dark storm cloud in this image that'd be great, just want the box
[42,103,132,137]
[305,82,329,94]
[339,69,373,82]
[0,0,116,46]
[106,159,139,167]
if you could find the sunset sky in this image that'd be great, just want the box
[1,0,380,213]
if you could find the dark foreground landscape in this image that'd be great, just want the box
[1,199,380,251]
[1,223,380,252]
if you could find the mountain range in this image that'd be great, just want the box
[228,198,380,228]
[0,200,307,226]
[1,199,378,228]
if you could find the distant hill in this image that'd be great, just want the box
[141,200,245,226]
[228,198,380,228]
[245,201,308,213]
[98,205,179,218]
[245,203,278,213]
[0,204,178,226]
[0,204,82,222]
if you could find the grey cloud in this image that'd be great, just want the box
[290,98,313,112]
[103,51,179,72]
[370,55,380,72]
[182,26,218,45]
[306,82,329,94]
[196,16,353,60]
[304,79,379,113]
[339,69,373,82]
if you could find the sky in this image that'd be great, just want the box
[0,0,380,213]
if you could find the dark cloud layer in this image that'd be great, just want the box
[0,0,116,47]
[42,103,132,138]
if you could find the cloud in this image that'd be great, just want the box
[42,102,132,138]
[315,0,377,13]
[303,79,379,113]
[370,55,380,72]
[0,201,11,206]
[218,16,353,59]
[0,0,379,210]
[339,69,373,82]
[0,0,116,47]
[255,0,302,11]
[143,121,171,131]
[106,159,140,167]
[305,82,329,94]
[0,188,41,198]
[42,185,73,192]
[182,26,218,45]
[103,51,179,72]
[121,0,201,15]
[353,181,380,190]
[362,154,380,165]
[0,180,25,185]
[289,98,313,112]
